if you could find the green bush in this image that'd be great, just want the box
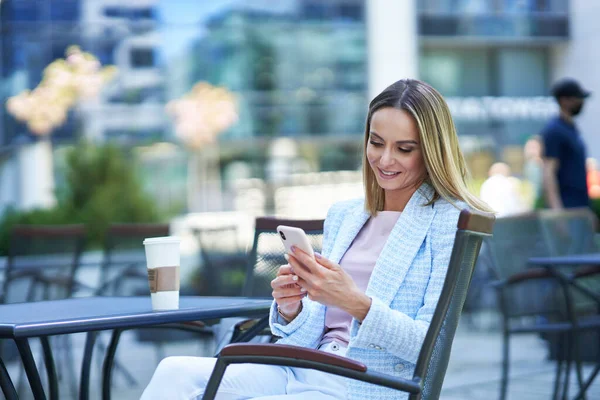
[0,140,161,255]
[591,198,600,227]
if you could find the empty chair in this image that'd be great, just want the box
[0,224,86,398]
[537,208,600,396]
[96,223,170,297]
[486,212,568,399]
[1,224,86,304]
[193,225,248,296]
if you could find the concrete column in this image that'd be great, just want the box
[366,0,419,100]
[550,0,600,160]
[17,139,56,210]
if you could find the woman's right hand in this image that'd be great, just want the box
[271,264,306,320]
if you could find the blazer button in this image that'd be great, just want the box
[394,364,404,372]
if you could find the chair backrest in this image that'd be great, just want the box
[98,223,170,296]
[538,207,598,256]
[1,224,86,304]
[484,212,557,317]
[413,209,495,400]
[486,212,545,279]
[538,208,600,314]
[241,217,324,297]
[193,225,248,296]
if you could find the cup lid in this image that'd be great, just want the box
[143,236,180,245]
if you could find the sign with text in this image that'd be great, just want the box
[446,96,557,121]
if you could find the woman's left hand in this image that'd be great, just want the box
[287,246,372,322]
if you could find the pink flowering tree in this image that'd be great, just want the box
[166,82,238,212]
[7,45,117,136]
[5,46,117,209]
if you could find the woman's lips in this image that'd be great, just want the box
[377,168,401,180]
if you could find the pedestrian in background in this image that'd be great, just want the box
[523,135,544,204]
[541,78,591,209]
[480,162,528,216]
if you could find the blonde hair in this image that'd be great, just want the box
[362,79,493,215]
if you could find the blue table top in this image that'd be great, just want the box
[529,252,600,266]
[0,296,272,338]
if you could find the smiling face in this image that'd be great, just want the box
[366,107,427,210]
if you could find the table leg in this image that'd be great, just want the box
[40,336,59,400]
[15,338,47,400]
[79,331,97,400]
[102,329,123,400]
[0,355,18,400]
[573,363,600,400]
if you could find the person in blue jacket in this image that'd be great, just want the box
[141,79,492,400]
[541,78,591,209]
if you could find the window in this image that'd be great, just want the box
[50,0,79,21]
[421,49,492,97]
[130,48,154,68]
[104,7,154,19]
[302,3,332,20]
[338,4,363,21]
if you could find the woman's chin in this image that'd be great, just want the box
[376,179,401,191]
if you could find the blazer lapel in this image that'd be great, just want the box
[328,204,370,265]
[365,183,437,305]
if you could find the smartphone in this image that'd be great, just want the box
[277,225,315,259]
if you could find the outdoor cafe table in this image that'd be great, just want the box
[528,253,600,399]
[0,296,272,400]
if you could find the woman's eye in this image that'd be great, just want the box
[369,141,383,147]
[398,148,413,153]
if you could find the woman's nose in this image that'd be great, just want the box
[379,148,394,167]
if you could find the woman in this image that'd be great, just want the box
[141,79,492,400]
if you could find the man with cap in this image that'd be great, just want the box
[541,78,591,209]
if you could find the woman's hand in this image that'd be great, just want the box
[271,264,306,320]
[287,247,372,322]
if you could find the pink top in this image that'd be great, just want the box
[319,210,402,347]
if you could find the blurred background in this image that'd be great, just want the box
[1,0,600,399]
[3,0,600,225]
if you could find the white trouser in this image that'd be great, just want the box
[140,341,348,400]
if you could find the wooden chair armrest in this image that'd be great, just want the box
[203,343,421,398]
[573,264,600,279]
[149,320,207,331]
[221,343,367,372]
[505,268,554,285]
[490,268,554,288]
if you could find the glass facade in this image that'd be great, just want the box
[0,0,568,171]
[0,0,564,146]
[166,0,367,140]
[0,0,81,146]
[421,47,551,148]
[0,0,578,214]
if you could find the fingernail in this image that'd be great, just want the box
[315,252,322,259]
[300,287,307,292]
[292,275,298,281]
[284,254,289,261]
[290,245,296,253]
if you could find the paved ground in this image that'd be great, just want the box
[4,314,599,400]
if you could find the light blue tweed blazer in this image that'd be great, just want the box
[269,183,465,399]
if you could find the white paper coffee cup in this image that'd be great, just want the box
[143,236,181,310]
